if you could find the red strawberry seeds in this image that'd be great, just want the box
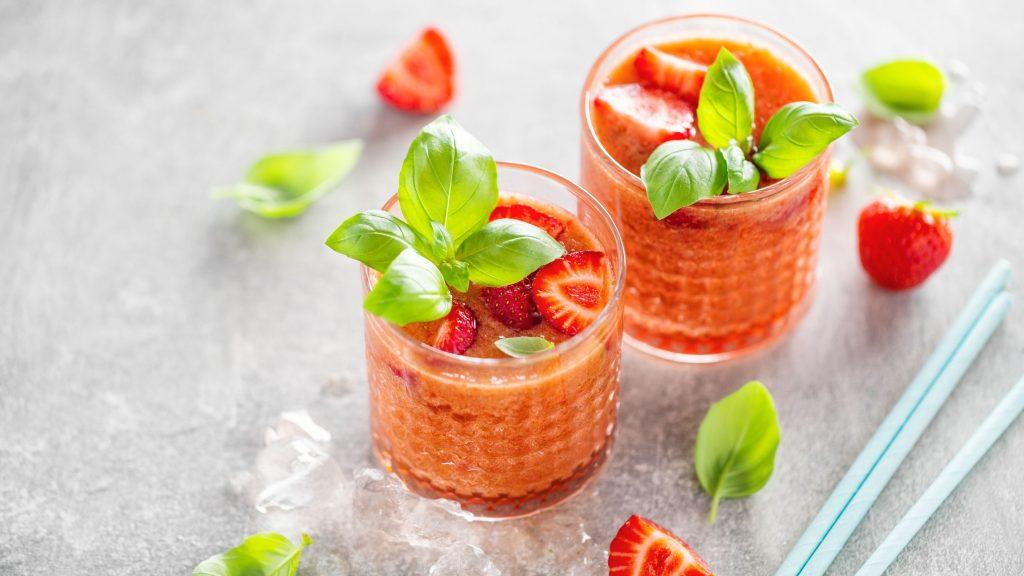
[376,27,455,114]
[481,277,540,330]
[532,251,609,336]
[432,302,477,355]
[858,198,954,290]
[609,515,714,576]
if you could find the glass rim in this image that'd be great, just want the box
[580,12,836,206]
[359,161,627,367]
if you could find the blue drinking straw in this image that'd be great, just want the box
[774,260,1012,576]
[854,372,1024,576]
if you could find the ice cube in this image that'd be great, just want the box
[905,145,954,194]
[429,544,501,576]
[265,409,332,445]
[252,436,343,514]
[996,153,1020,176]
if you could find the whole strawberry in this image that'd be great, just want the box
[858,197,955,290]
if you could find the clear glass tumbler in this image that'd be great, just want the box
[580,14,834,363]
[361,162,626,518]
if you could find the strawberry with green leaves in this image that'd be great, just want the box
[858,197,955,290]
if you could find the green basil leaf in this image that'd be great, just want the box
[456,219,565,287]
[861,59,944,123]
[364,249,452,325]
[325,210,426,273]
[694,381,780,523]
[752,102,859,179]
[439,260,470,293]
[697,48,755,151]
[641,140,726,219]
[719,144,760,194]
[192,532,311,576]
[213,140,362,219]
[430,222,455,263]
[495,336,554,358]
[397,115,499,247]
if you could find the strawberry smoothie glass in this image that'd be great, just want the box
[361,162,626,518]
[581,14,834,363]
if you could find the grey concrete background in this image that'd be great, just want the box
[2,0,1023,574]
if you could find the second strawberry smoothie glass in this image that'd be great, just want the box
[581,14,835,363]
[362,162,625,518]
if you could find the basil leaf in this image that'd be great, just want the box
[397,115,499,247]
[752,102,859,179]
[694,381,780,523]
[213,140,362,219]
[456,219,564,287]
[719,144,760,194]
[439,260,470,293]
[364,249,452,325]
[325,210,426,273]
[861,59,944,123]
[192,532,311,576]
[641,140,726,219]
[495,336,554,358]
[697,48,755,151]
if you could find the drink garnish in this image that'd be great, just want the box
[636,47,858,217]
[326,115,564,326]
[494,336,554,358]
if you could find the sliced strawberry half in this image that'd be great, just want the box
[481,277,540,330]
[609,515,714,576]
[531,251,609,336]
[635,46,708,103]
[433,302,477,355]
[376,27,455,114]
[489,204,565,238]
[592,83,696,174]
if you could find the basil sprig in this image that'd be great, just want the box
[641,47,857,218]
[326,115,564,325]
[694,381,780,523]
[192,532,311,576]
[861,59,944,124]
[213,140,362,219]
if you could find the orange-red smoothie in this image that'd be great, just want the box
[581,16,833,362]
[362,164,625,517]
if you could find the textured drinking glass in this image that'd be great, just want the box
[580,14,834,363]
[361,162,626,518]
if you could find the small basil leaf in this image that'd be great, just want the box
[325,210,426,273]
[213,140,362,219]
[641,140,726,219]
[697,48,755,151]
[719,144,760,194]
[364,249,452,326]
[192,532,311,576]
[456,219,565,287]
[495,336,554,358]
[694,381,780,523]
[398,115,499,247]
[752,102,859,179]
[861,59,944,123]
[439,260,470,293]
[430,222,455,263]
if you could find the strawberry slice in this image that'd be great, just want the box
[634,46,708,103]
[489,204,565,238]
[433,302,477,354]
[481,277,540,330]
[531,251,609,336]
[609,515,714,576]
[376,27,455,114]
[592,83,696,174]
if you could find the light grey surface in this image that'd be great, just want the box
[2,0,1023,574]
